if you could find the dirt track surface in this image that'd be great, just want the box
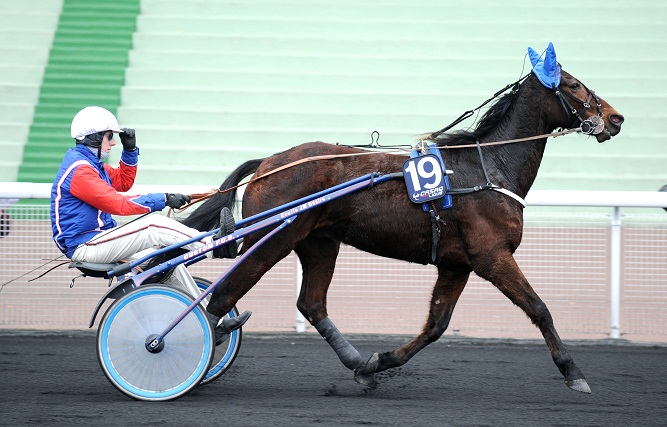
[1,331,665,427]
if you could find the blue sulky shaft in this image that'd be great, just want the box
[109,172,399,278]
[137,171,401,345]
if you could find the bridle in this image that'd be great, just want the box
[551,81,604,135]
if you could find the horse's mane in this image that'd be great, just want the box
[431,89,518,146]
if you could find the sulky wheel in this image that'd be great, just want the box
[97,285,214,401]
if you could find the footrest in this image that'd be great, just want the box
[68,261,121,279]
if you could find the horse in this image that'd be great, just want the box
[181,46,624,393]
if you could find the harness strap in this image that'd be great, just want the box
[475,140,492,185]
[428,201,441,264]
[445,184,527,208]
[491,186,527,208]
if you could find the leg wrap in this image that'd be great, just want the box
[314,317,363,370]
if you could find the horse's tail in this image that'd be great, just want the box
[181,158,264,231]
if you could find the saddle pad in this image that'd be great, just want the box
[409,144,453,212]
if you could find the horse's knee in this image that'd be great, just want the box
[528,300,554,327]
[296,299,326,324]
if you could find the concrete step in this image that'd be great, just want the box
[119,86,665,116]
[0,12,60,30]
[125,50,667,79]
[0,66,44,85]
[118,165,240,187]
[99,126,645,152]
[108,126,421,150]
[532,172,667,192]
[114,152,667,191]
[114,108,666,147]
[36,91,121,106]
[0,104,35,123]
[139,0,665,24]
[122,67,667,98]
[135,15,667,40]
[0,141,26,163]
[0,30,57,48]
[131,32,667,63]
[39,83,123,99]
[0,48,50,66]
[0,84,39,104]
[3,0,63,13]
[540,153,667,176]
[118,106,452,131]
[0,163,19,182]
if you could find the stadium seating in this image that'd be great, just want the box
[17,0,139,183]
[6,0,667,191]
[115,0,667,190]
[0,0,62,182]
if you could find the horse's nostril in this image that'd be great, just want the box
[610,114,624,126]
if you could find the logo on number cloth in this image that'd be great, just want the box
[412,186,445,203]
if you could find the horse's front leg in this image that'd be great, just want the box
[354,267,470,387]
[475,251,590,393]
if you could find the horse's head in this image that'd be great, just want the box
[529,43,624,142]
[554,70,624,142]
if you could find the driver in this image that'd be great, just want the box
[50,106,250,338]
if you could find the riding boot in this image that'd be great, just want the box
[214,310,252,346]
[205,310,222,330]
[212,207,238,258]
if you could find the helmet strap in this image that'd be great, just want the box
[76,131,107,160]
[78,131,106,149]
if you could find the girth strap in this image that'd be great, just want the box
[428,201,441,264]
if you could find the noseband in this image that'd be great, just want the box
[552,82,604,135]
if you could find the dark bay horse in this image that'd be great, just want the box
[182,52,623,393]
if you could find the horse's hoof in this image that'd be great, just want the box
[353,352,380,389]
[565,378,591,394]
[357,352,380,374]
[353,371,377,390]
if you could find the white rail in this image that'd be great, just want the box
[1,182,666,339]
[2,182,666,208]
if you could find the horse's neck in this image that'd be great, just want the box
[483,103,551,198]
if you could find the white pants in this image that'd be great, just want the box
[71,213,212,298]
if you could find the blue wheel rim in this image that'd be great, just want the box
[98,287,213,401]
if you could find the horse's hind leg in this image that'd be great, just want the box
[354,267,470,387]
[476,252,591,393]
[294,236,365,371]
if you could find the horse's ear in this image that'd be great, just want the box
[528,46,541,67]
[527,42,561,88]
[543,42,559,79]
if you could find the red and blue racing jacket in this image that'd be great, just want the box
[50,144,166,258]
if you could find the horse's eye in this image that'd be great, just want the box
[569,82,581,90]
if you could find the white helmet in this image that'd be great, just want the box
[70,106,122,141]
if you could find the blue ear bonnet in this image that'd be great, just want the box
[528,42,561,88]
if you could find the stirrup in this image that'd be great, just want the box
[213,207,238,258]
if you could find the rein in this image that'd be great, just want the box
[177,130,580,211]
[173,152,393,213]
[177,127,582,212]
